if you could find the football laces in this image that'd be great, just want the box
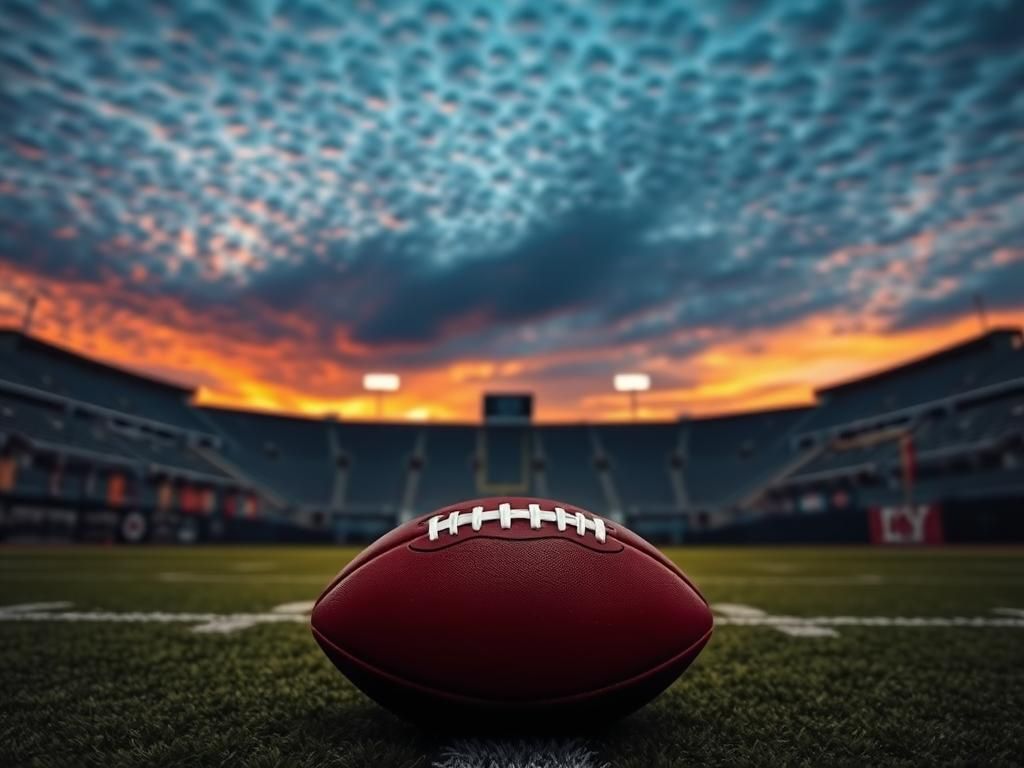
[427,502,607,543]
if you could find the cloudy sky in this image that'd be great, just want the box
[1,0,1022,421]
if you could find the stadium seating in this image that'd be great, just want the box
[200,408,335,506]
[538,426,607,514]
[0,331,209,432]
[796,330,1024,437]
[415,426,478,513]
[596,423,680,512]
[2,327,1023,543]
[683,408,811,507]
[0,390,227,478]
[481,425,529,490]
[330,422,415,512]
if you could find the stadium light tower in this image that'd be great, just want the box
[614,373,650,421]
[363,373,400,418]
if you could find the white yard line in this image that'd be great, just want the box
[0,601,310,634]
[2,601,1024,638]
[230,561,277,572]
[157,571,325,584]
[2,570,1023,587]
[712,603,1024,638]
[699,574,886,585]
[433,739,607,768]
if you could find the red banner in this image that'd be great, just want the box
[180,484,200,515]
[157,480,174,511]
[0,454,16,492]
[899,434,916,492]
[107,472,126,507]
[869,505,943,545]
[225,491,259,519]
[201,488,216,515]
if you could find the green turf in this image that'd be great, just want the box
[2,546,1022,767]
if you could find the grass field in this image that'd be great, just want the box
[2,545,1023,767]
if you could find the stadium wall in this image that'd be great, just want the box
[688,496,1024,545]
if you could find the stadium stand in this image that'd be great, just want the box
[794,328,1024,438]
[778,390,1024,504]
[332,422,417,513]
[597,423,680,513]
[480,425,529,491]
[200,407,334,507]
[0,389,228,480]
[684,407,812,509]
[415,426,478,513]
[2,326,1023,543]
[0,330,211,432]
[538,426,607,514]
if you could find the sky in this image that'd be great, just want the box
[1,0,1022,422]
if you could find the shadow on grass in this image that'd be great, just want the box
[267,698,439,766]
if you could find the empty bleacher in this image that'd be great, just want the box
[0,390,226,478]
[795,329,1024,437]
[416,426,477,513]
[200,407,334,506]
[785,391,1024,492]
[538,426,606,514]
[0,331,209,432]
[684,408,810,507]
[597,423,679,512]
[3,325,1024,542]
[333,422,416,512]
[480,426,529,491]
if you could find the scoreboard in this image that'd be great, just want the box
[483,393,533,424]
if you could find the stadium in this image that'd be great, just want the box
[2,325,1024,546]
[2,0,1024,766]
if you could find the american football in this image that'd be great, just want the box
[312,497,712,725]
[2,0,1023,766]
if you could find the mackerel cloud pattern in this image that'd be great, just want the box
[0,0,1022,363]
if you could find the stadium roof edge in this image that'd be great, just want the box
[815,327,1022,397]
[679,404,814,425]
[199,402,347,425]
[199,402,687,427]
[0,327,195,395]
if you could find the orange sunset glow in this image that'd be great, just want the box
[2,0,1023,426]
[4,262,1022,423]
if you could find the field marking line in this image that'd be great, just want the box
[4,570,1024,587]
[700,574,886,585]
[993,608,1024,618]
[0,601,309,634]
[712,603,1024,638]
[0,571,328,583]
[272,600,316,614]
[230,561,277,572]
[157,571,326,584]
[433,738,607,768]
[4,601,1024,638]
[0,601,74,614]
[714,603,839,637]
[750,562,802,574]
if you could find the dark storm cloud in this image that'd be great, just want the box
[347,207,654,346]
[1,0,1023,376]
[890,265,1024,332]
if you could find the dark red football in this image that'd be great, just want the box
[311,496,713,726]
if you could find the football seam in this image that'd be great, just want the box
[311,622,714,707]
[408,533,625,554]
[317,516,706,607]
[617,536,711,607]
[313,522,428,605]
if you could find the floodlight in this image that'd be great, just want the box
[613,373,651,421]
[363,373,400,392]
[613,373,651,392]
[363,373,400,418]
